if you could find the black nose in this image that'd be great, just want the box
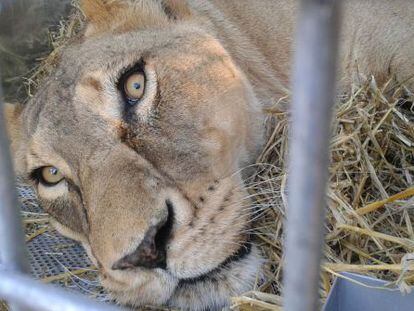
[112,201,174,270]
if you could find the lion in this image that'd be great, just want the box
[4,0,414,310]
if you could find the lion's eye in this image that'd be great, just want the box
[123,72,145,103]
[39,166,64,186]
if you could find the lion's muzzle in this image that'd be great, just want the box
[82,145,174,274]
[112,200,174,270]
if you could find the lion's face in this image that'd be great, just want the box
[6,1,264,310]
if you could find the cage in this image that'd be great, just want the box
[1,1,414,311]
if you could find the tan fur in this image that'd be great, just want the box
[81,0,191,36]
[4,103,23,154]
[5,1,414,310]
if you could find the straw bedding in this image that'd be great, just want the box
[239,79,414,310]
[7,5,414,311]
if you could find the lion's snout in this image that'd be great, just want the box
[111,200,174,270]
[83,145,175,273]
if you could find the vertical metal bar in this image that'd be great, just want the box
[284,1,341,311]
[0,72,30,311]
[0,80,29,274]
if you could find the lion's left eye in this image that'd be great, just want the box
[41,166,63,184]
[31,166,64,186]
[123,72,145,104]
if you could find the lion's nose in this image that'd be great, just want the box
[111,201,173,271]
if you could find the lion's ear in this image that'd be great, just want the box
[80,0,122,27]
[3,102,23,156]
[161,0,192,20]
[80,0,125,36]
[80,0,191,36]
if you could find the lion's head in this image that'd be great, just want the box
[5,0,265,309]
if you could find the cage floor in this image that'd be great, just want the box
[16,182,110,302]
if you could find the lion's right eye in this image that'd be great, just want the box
[32,166,64,186]
[117,60,146,107]
[124,72,145,102]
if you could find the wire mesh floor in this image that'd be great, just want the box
[16,182,110,302]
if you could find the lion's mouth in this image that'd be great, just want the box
[176,240,252,286]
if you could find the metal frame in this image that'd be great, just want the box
[0,75,29,311]
[0,0,342,310]
[284,1,341,311]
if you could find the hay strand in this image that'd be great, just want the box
[357,186,414,216]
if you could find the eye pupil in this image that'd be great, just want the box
[38,166,64,186]
[50,167,58,175]
[122,71,145,102]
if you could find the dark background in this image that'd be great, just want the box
[0,0,72,102]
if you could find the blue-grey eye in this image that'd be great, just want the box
[124,72,145,102]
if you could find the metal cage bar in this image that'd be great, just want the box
[284,1,342,311]
[0,71,29,311]
[0,103,29,274]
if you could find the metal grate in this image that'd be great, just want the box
[16,182,109,302]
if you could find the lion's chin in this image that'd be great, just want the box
[103,269,178,307]
[105,244,263,311]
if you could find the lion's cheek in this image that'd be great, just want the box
[201,127,243,176]
[165,176,249,279]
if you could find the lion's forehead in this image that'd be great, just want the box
[61,25,209,70]
[24,26,209,128]
[22,69,113,170]
[20,24,236,177]
[25,30,223,129]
